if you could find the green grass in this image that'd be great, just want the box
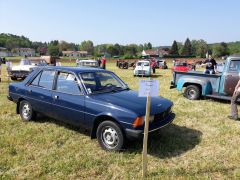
[1,61,240,179]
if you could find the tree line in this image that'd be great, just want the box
[169,38,240,58]
[0,33,239,58]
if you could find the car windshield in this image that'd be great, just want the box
[137,62,149,66]
[80,71,128,94]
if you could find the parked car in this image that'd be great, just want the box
[134,60,151,77]
[172,61,193,72]
[8,66,175,151]
[9,59,47,80]
[76,59,99,68]
[170,55,240,101]
[157,59,168,69]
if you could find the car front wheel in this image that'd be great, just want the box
[19,100,36,121]
[97,121,125,151]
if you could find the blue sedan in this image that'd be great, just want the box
[8,66,175,151]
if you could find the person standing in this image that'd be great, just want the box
[202,55,217,74]
[228,80,240,120]
[102,56,106,69]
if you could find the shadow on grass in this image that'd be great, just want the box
[151,74,162,78]
[126,124,202,158]
[35,114,90,136]
[34,115,202,157]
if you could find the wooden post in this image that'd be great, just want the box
[142,95,151,178]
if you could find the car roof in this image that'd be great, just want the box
[37,66,107,73]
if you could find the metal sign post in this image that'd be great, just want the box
[139,79,159,178]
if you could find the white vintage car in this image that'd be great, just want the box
[133,60,151,77]
[76,59,99,68]
[9,59,47,80]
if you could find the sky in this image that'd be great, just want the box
[0,0,239,46]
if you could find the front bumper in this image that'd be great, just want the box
[125,112,175,140]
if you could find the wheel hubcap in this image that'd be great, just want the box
[188,89,196,99]
[102,126,119,149]
[22,104,31,119]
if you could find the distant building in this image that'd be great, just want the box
[62,51,88,57]
[0,47,12,57]
[142,48,169,57]
[14,48,35,57]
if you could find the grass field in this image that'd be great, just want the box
[1,61,240,179]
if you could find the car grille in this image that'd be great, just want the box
[154,107,172,121]
[137,70,145,74]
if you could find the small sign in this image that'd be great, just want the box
[139,80,159,97]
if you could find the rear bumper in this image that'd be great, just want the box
[9,71,29,78]
[125,112,175,140]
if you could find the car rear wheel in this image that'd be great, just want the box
[19,100,36,121]
[184,85,201,100]
[97,121,125,151]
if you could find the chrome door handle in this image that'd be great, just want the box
[54,95,59,99]
[28,89,32,93]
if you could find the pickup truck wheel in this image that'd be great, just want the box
[19,100,36,121]
[184,85,201,100]
[97,121,125,151]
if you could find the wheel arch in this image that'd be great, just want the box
[91,115,124,139]
[16,97,26,114]
[183,83,202,94]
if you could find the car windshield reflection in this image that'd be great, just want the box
[80,71,129,94]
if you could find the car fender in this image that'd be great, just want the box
[177,77,212,95]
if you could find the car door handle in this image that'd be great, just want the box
[28,89,32,93]
[54,95,59,99]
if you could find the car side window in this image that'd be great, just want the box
[38,70,55,89]
[56,72,81,95]
[228,60,240,72]
[31,72,42,86]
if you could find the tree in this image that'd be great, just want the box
[170,40,179,55]
[48,44,59,56]
[147,42,152,49]
[181,38,192,56]
[191,39,208,58]
[80,40,94,55]
[212,42,230,57]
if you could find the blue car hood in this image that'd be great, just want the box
[90,90,173,116]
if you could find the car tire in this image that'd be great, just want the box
[184,85,201,100]
[97,121,125,151]
[19,100,36,121]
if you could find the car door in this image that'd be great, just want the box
[52,71,86,127]
[27,69,56,117]
[224,60,240,95]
